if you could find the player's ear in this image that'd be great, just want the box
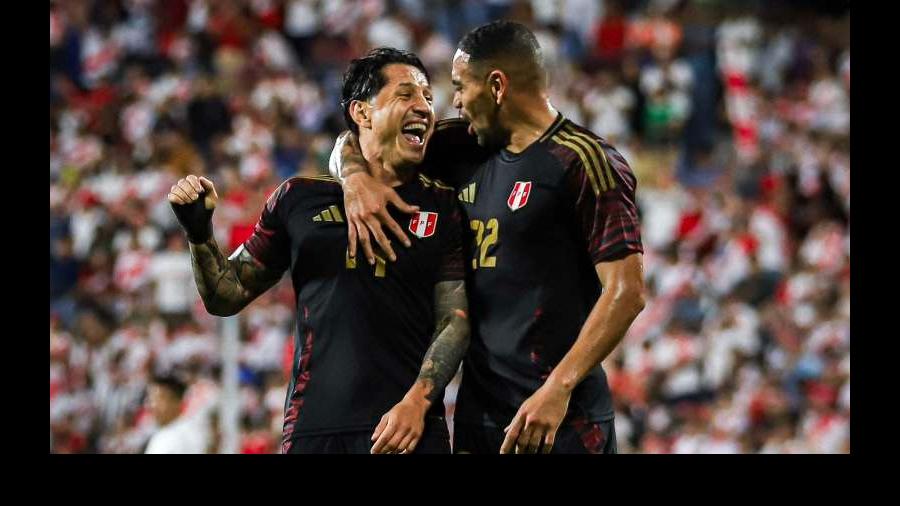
[349,100,372,130]
[488,70,507,105]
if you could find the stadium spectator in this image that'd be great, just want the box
[144,374,213,454]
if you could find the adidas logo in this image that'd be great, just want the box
[312,205,345,223]
[458,182,476,204]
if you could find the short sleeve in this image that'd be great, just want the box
[240,181,292,272]
[565,142,643,264]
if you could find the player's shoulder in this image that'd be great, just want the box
[542,118,635,192]
[543,118,611,164]
[434,117,469,134]
[273,174,342,197]
[264,175,342,212]
[431,117,473,145]
[286,174,342,189]
[416,173,456,194]
[422,118,493,186]
[414,173,462,213]
[559,119,608,145]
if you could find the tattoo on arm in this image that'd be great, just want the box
[189,237,284,316]
[416,280,471,404]
[339,131,369,179]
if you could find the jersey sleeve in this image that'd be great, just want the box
[240,181,293,273]
[437,198,466,282]
[564,141,643,264]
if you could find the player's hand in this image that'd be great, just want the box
[344,172,418,266]
[500,382,572,454]
[370,397,429,454]
[168,175,219,244]
[167,174,218,209]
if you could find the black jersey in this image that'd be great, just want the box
[239,174,465,450]
[440,114,644,428]
[420,118,492,188]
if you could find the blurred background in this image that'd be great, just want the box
[49,0,850,454]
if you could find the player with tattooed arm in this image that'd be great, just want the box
[168,48,469,454]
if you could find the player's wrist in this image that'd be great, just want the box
[403,382,434,411]
[183,220,213,244]
[544,372,576,395]
[344,169,371,182]
[171,197,215,244]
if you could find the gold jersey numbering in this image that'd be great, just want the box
[470,218,498,269]
[346,249,387,278]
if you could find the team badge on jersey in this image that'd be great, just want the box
[507,181,532,211]
[408,212,438,238]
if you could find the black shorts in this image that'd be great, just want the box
[453,419,617,454]
[284,419,451,454]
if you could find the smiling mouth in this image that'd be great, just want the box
[401,122,428,146]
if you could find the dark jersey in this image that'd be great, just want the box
[420,118,492,188]
[239,174,465,449]
[435,114,643,428]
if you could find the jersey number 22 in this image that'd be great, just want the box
[470,218,498,269]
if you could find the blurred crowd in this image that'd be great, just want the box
[49,0,850,453]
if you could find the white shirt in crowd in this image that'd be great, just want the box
[149,250,196,314]
[583,85,635,141]
[144,415,209,454]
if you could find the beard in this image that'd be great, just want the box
[474,103,510,150]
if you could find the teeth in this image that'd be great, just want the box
[404,123,427,133]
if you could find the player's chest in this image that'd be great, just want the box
[286,200,447,281]
[460,160,564,241]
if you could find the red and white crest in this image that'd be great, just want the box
[409,211,438,238]
[507,181,532,211]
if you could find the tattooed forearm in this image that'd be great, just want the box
[338,131,369,179]
[189,237,283,316]
[415,280,470,404]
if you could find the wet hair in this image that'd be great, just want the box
[341,47,430,134]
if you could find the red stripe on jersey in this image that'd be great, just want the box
[281,326,314,453]
[596,232,642,254]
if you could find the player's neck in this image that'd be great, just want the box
[359,135,412,187]
[505,97,558,154]
[374,160,417,186]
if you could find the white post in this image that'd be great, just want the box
[219,314,241,454]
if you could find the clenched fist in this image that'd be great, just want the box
[168,175,219,244]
